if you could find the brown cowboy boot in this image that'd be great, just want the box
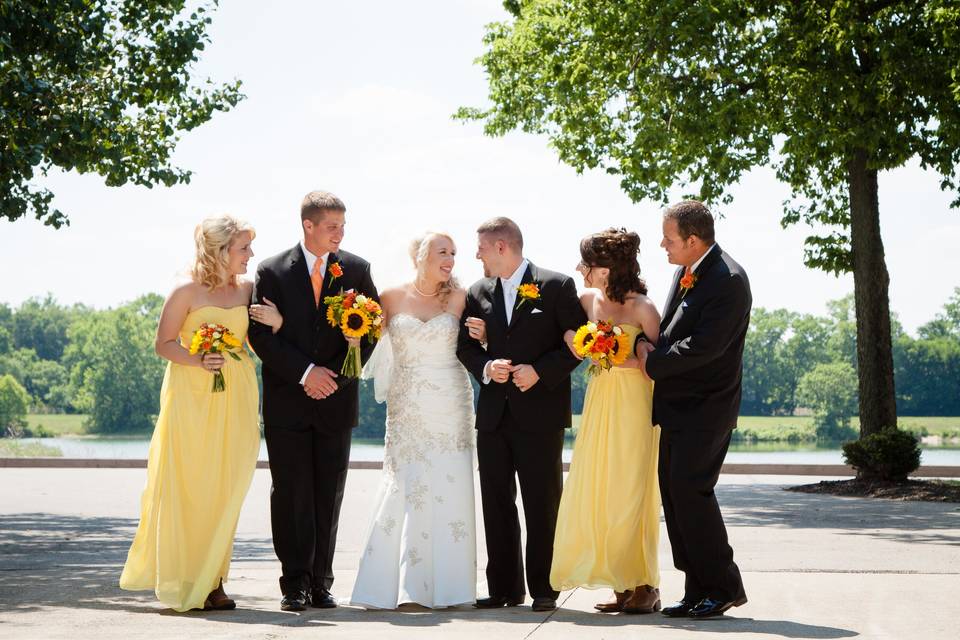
[622,585,660,614]
[203,578,236,611]
[595,589,633,613]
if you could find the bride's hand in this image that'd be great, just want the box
[563,329,582,360]
[464,316,487,344]
[250,297,283,333]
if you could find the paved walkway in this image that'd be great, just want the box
[1,468,958,639]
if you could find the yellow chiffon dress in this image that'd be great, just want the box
[119,306,260,612]
[550,324,661,592]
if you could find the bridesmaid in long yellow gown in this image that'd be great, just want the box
[120,216,273,612]
[550,228,663,614]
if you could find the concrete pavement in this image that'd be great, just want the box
[1,468,958,639]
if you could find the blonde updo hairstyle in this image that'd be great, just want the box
[191,215,256,291]
[409,232,459,309]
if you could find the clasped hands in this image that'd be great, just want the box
[487,359,539,392]
[303,337,361,400]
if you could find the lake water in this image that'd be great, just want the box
[16,436,960,466]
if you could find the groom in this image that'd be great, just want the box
[636,200,750,618]
[457,217,586,612]
[249,190,378,611]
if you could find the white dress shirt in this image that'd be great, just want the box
[482,258,529,384]
[300,242,330,385]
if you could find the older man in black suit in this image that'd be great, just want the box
[636,200,751,618]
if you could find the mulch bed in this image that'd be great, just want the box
[786,478,960,503]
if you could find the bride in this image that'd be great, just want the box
[349,232,479,609]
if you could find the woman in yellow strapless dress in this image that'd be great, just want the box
[551,228,663,614]
[120,216,273,612]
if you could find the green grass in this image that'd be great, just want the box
[0,439,63,457]
[25,413,87,436]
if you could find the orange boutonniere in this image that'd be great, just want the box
[516,282,541,309]
[679,270,697,298]
[328,262,343,286]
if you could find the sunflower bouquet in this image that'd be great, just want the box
[188,323,244,392]
[572,320,632,376]
[323,289,383,378]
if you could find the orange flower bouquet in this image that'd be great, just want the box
[188,323,243,392]
[323,289,383,378]
[571,320,631,376]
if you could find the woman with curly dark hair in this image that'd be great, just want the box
[549,228,663,614]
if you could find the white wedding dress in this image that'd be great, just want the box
[350,312,477,609]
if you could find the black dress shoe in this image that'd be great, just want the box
[311,588,337,609]
[661,599,698,617]
[531,597,557,612]
[688,596,748,618]
[474,595,524,608]
[280,590,310,612]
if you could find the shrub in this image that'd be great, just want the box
[842,428,921,481]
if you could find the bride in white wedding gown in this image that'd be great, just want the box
[350,232,481,609]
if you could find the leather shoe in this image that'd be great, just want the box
[531,597,557,612]
[622,585,660,614]
[280,590,309,612]
[688,596,748,618]
[311,588,337,609]
[474,595,524,608]
[595,590,632,613]
[661,598,698,617]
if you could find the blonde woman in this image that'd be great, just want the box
[120,215,269,612]
[346,232,479,609]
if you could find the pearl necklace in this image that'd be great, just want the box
[413,280,440,297]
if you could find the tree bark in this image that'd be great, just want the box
[847,148,898,437]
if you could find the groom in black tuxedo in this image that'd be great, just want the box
[249,191,378,612]
[636,200,750,618]
[457,217,586,613]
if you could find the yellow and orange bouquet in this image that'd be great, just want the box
[188,323,243,392]
[572,320,631,376]
[323,289,383,378]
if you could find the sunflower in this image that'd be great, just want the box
[341,307,372,338]
[326,304,338,327]
[608,332,633,366]
[572,325,596,358]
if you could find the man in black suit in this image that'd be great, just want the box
[249,191,378,612]
[636,200,750,618]
[457,217,586,613]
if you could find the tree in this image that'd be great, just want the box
[0,373,31,435]
[10,295,83,361]
[1,0,243,227]
[459,1,960,440]
[0,348,70,411]
[796,362,859,440]
[63,299,165,433]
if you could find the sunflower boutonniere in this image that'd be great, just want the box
[516,282,541,309]
[328,261,343,286]
[679,269,697,298]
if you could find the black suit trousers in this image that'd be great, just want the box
[658,427,745,603]
[265,420,352,594]
[477,414,564,601]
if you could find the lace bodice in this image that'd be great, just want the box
[388,312,463,370]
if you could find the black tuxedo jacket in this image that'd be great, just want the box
[249,245,378,429]
[646,245,752,431]
[457,262,587,432]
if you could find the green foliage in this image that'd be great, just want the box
[0,373,31,435]
[0,348,70,410]
[796,362,859,440]
[842,428,921,481]
[894,334,960,415]
[461,0,960,271]
[63,297,165,433]
[9,295,88,361]
[0,0,244,227]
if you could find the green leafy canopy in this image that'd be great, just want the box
[0,0,244,227]
[457,0,960,274]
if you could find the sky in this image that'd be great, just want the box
[1,1,956,334]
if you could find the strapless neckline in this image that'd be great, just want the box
[391,312,458,326]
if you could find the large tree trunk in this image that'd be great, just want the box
[847,148,898,438]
